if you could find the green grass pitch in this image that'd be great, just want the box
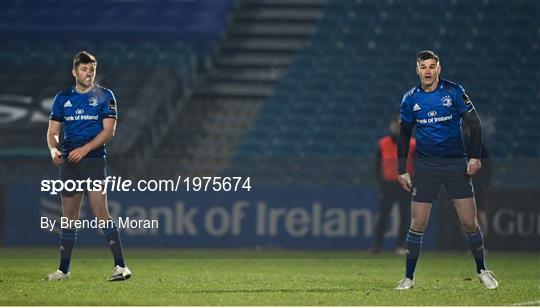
[1,248,538,305]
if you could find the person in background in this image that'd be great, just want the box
[371,114,415,255]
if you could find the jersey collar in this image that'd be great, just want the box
[416,79,443,94]
[72,84,96,94]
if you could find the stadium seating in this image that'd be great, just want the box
[2,0,538,188]
[231,0,540,188]
[0,0,234,54]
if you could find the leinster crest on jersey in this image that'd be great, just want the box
[89,96,99,107]
[441,95,452,107]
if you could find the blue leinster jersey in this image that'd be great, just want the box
[400,79,475,167]
[50,85,118,159]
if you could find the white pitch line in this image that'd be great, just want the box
[510,299,540,306]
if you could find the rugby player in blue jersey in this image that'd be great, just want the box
[46,51,131,281]
[395,51,497,290]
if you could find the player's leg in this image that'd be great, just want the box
[446,170,486,271]
[473,182,489,240]
[397,167,440,290]
[47,160,85,281]
[397,201,431,290]
[452,197,486,270]
[371,184,394,253]
[448,171,497,289]
[477,210,488,239]
[59,191,83,271]
[86,190,129,278]
[405,201,431,277]
[85,158,130,281]
[47,191,83,281]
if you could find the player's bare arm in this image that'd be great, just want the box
[68,118,117,163]
[397,119,414,192]
[47,120,64,165]
[462,107,483,176]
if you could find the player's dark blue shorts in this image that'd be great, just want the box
[411,163,474,203]
[59,158,107,197]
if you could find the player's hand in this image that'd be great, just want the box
[68,146,90,163]
[467,158,481,176]
[50,148,64,165]
[398,173,412,192]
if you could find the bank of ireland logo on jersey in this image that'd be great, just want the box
[441,95,452,107]
[89,96,98,107]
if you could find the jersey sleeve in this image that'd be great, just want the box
[49,92,64,122]
[454,84,475,115]
[400,93,414,123]
[101,90,118,119]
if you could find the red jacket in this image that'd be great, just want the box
[378,136,415,182]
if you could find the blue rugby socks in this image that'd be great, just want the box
[405,228,424,279]
[466,228,486,274]
[102,220,126,267]
[59,228,77,274]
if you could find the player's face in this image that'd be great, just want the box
[73,63,96,89]
[416,59,440,88]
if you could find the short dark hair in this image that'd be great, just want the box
[416,50,439,63]
[73,51,97,69]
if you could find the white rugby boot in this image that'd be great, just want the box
[395,277,414,290]
[46,269,70,281]
[109,265,132,281]
[478,270,498,289]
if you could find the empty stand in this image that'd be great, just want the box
[230,0,540,188]
[142,0,325,178]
